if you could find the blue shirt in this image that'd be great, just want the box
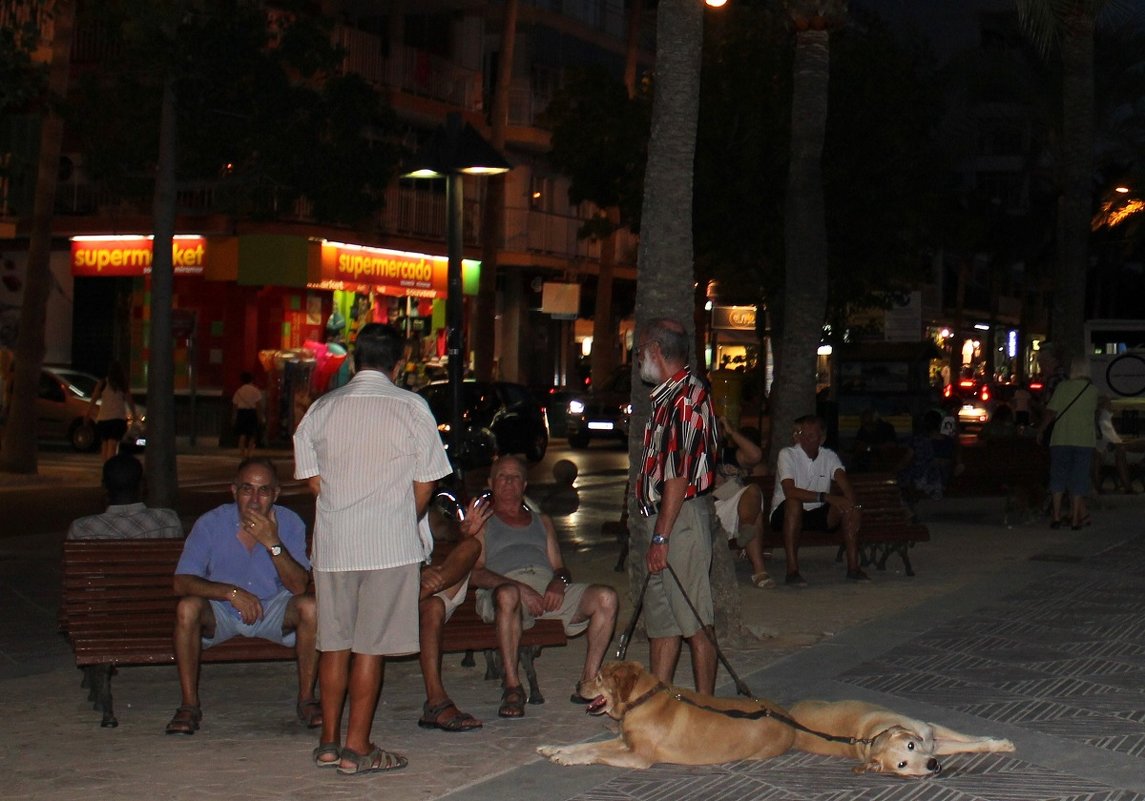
[175,503,309,618]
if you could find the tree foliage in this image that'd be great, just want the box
[541,65,650,237]
[69,0,400,228]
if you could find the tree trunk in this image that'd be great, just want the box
[0,0,74,475]
[1050,10,1094,360]
[626,0,746,643]
[589,207,619,389]
[145,76,179,507]
[768,27,831,462]
[475,0,518,381]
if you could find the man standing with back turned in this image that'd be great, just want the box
[294,323,452,776]
[632,317,720,694]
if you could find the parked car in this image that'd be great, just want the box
[417,380,549,468]
[37,366,146,451]
[564,368,631,449]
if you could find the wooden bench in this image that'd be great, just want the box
[59,538,566,727]
[745,473,930,576]
[946,438,1049,497]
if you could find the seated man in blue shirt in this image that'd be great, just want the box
[167,457,319,735]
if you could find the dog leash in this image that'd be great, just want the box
[618,679,880,746]
[614,560,877,746]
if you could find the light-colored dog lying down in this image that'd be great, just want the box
[537,661,795,769]
[537,662,1015,778]
[788,699,1016,778]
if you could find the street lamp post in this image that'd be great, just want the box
[404,113,511,478]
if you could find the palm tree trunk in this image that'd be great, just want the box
[1051,9,1094,358]
[769,27,830,459]
[0,0,74,474]
[145,76,179,507]
[627,0,744,642]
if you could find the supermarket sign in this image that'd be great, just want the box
[316,241,478,298]
[71,235,206,277]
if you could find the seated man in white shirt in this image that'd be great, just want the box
[769,415,865,586]
[67,454,183,540]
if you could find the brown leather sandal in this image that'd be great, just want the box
[498,685,526,718]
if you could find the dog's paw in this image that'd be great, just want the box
[991,738,1016,752]
[537,745,581,765]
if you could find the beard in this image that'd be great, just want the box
[639,360,662,385]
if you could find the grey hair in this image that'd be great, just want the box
[644,318,689,363]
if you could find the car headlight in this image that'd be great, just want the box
[568,400,585,415]
[622,403,632,415]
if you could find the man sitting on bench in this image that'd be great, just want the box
[470,455,618,719]
[167,457,319,735]
[769,415,866,586]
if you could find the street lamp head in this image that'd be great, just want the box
[402,112,511,179]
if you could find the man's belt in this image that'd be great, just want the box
[638,490,711,518]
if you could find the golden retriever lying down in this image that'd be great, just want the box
[788,699,1016,778]
[537,661,795,769]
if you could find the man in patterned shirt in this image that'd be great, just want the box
[67,453,182,540]
[632,317,719,695]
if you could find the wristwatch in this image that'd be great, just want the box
[268,543,284,557]
[650,534,669,545]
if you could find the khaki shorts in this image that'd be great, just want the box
[475,566,590,637]
[632,496,715,639]
[314,563,420,656]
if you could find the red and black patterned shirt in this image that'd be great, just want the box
[635,366,719,515]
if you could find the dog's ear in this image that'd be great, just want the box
[916,723,936,751]
[613,663,641,703]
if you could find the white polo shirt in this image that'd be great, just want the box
[771,443,845,512]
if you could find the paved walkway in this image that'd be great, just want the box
[2,454,1144,801]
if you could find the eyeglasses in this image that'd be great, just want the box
[236,483,276,498]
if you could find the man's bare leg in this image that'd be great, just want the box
[649,634,681,686]
[782,503,804,577]
[686,627,717,695]
[172,596,212,708]
[168,597,212,732]
[340,653,384,765]
[575,586,618,684]
[318,650,349,750]
[284,596,319,704]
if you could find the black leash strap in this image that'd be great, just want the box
[665,563,753,698]
[665,692,879,745]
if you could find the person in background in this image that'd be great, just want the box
[67,453,183,540]
[770,415,866,586]
[232,371,264,459]
[1094,395,1145,494]
[712,416,773,589]
[850,408,898,473]
[87,360,136,463]
[1039,357,1098,530]
[1011,383,1033,433]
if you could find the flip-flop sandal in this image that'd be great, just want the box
[417,699,482,732]
[313,742,341,768]
[296,699,323,729]
[164,704,202,735]
[498,685,526,718]
[751,571,776,589]
[337,745,408,776]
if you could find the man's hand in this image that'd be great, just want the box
[646,542,669,574]
[458,496,493,537]
[541,578,565,612]
[824,494,857,515]
[420,566,448,599]
[518,583,546,616]
[242,506,279,550]
[228,587,263,624]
